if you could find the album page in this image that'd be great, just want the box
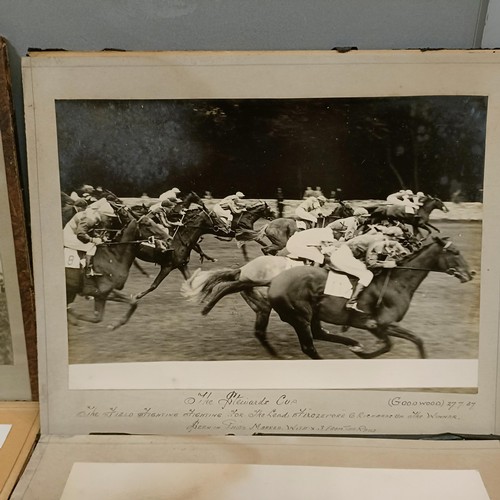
[22,50,500,436]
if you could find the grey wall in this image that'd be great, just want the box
[0,0,495,202]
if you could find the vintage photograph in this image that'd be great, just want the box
[26,50,500,434]
[57,96,484,365]
[0,37,33,400]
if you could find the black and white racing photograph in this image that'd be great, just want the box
[57,96,484,365]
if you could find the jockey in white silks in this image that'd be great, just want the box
[159,187,181,203]
[285,227,338,265]
[325,229,408,312]
[386,189,419,214]
[63,198,118,276]
[294,195,327,226]
[286,225,407,312]
[212,191,246,229]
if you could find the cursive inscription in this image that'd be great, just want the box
[74,391,478,435]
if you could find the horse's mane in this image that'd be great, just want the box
[397,237,440,265]
[182,206,206,223]
[246,200,266,210]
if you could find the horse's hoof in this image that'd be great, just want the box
[349,344,365,353]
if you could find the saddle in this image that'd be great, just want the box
[64,248,85,270]
[293,218,314,231]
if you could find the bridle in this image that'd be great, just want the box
[390,241,463,276]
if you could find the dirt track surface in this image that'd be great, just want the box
[68,221,481,364]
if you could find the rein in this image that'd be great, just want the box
[98,238,154,246]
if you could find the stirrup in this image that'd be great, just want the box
[86,269,102,278]
[346,301,365,313]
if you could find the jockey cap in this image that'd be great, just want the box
[89,198,117,217]
[235,191,245,198]
[172,187,181,193]
[317,195,327,202]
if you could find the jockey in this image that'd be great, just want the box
[386,189,419,214]
[326,207,370,241]
[148,198,183,234]
[294,195,327,227]
[212,191,246,229]
[159,187,181,203]
[63,198,118,277]
[285,226,338,265]
[412,191,426,207]
[323,228,408,312]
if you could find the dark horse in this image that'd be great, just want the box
[217,200,276,261]
[66,214,170,329]
[257,200,354,255]
[134,206,231,299]
[268,237,473,359]
[183,237,473,359]
[369,196,448,236]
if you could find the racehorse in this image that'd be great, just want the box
[183,237,473,359]
[268,237,473,359]
[256,200,354,256]
[134,206,231,300]
[216,200,276,261]
[66,213,170,329]
[369,196,448,237]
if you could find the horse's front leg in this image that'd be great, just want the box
[240,243,249,262]
[67,297,107,324]
[179,263,191,280]
[310,316,364,352]
[194,243,217,263]
[133,259,152,278]
[386,323,426,358]
[351,326,392,359]
[106,290,138,330]
[135,265,174,300]
[240,289,279,358]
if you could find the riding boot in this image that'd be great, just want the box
[85,254,102,278]
[345,282,366,313]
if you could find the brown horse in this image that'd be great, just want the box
[268,237,473,359]
[184,237,473,359]
[218,200,276,260]
[134,206,231,300]
[370,196,448,236]
[66,214,170,329]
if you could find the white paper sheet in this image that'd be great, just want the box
[0,423,12,447]
[60,462,490,500]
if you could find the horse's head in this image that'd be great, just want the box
[336,200,355,218]
[183,191,207,210]
[433,236,474,283]
[425,196,449,213]
[255,200,276,220]
[136,215,171,252]
[184,207,233,236]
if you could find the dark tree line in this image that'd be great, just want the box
[56,96,486,201]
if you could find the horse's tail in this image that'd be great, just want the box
[181,267,241,303]
[234,224,269,247]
